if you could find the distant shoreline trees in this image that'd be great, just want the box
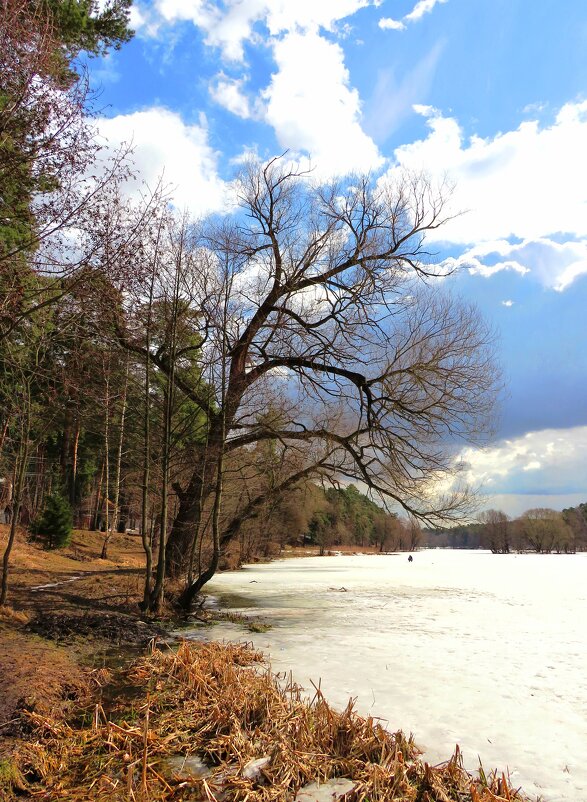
[423,502,587,553]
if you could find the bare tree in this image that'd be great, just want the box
[517,508,573,554]
[117,158,500,608]
[479,509,510,553]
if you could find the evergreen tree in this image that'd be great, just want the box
[34,492,73,549]
[41,0,134,61]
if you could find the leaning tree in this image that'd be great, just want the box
[116,158,500,610]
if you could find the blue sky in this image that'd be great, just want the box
[88,0,587,517]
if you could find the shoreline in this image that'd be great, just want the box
[0,528,536,800]
[1,633,531,802]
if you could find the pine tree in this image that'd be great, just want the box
[36,493,73,549]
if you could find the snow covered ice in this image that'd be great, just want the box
[184,550,587,802]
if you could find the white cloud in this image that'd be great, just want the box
[383,100,587,289]
[262,30,382,177]
[394,101,587,243]
[378,17,405,31]
[405,0,448,22]
[379,0,448,31]
[132,1,381,178]
[455,427,587,498]
[501,300,514,307]
[263,0,372,36]
[439,237,587,291]
[97,108,227,215]
[129,5,146,30]
[137,0,374,61]
[522,460,541,472]
[210,74,252,118]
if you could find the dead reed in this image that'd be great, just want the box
[10,641,530,801]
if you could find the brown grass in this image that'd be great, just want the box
[0,606,30,625]
[0,523,152,619]
[8,641,530,802]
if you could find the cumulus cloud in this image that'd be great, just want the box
[128,4,147,30]
[135,0,374,60]
[455,427,587,498]
[131,1,381,178]
[97,108,227,215]
[384,101,587,289]
[378,17,405,31]
[210,74,252,118]
[262,30,382,177]
[439,237,587,291]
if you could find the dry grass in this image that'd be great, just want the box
[0,523,158,621]
[0,524,145,574]
[9,641,530,802]
[0,606,30,625]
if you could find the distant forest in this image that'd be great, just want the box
[423,503,587,553]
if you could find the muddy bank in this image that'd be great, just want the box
[26,610,169,645]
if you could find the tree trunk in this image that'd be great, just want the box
[31,444,43,518]
[102,357,128,559]
[71,417,80,507]
[165,468,207,577]
[149,389,171,611]
[0,386,31,607]
[103,367,110,536]
[141,346,153,609]
[148,229,183,613]
[0,419,9,455]
[92,460,104,531]
[60,404,73,489]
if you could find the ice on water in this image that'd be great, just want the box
[185,550,587,802]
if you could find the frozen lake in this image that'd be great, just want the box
[184,550,587,801]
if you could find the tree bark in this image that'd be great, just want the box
[0,385,31,607]
[71,417,80,507]
[91,460,104,531]
[101,356,128,559]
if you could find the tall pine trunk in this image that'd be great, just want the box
[141,330,153,608]
[101,357,128,559]
[0,382,31,607]
[140,225,160,610]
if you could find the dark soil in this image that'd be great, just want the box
[26,610,169,645]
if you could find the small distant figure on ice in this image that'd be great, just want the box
[408,555,413,563]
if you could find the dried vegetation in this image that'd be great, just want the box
[8,641,530,802]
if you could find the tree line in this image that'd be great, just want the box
[1,0,499,611]
[423,503,587,553]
